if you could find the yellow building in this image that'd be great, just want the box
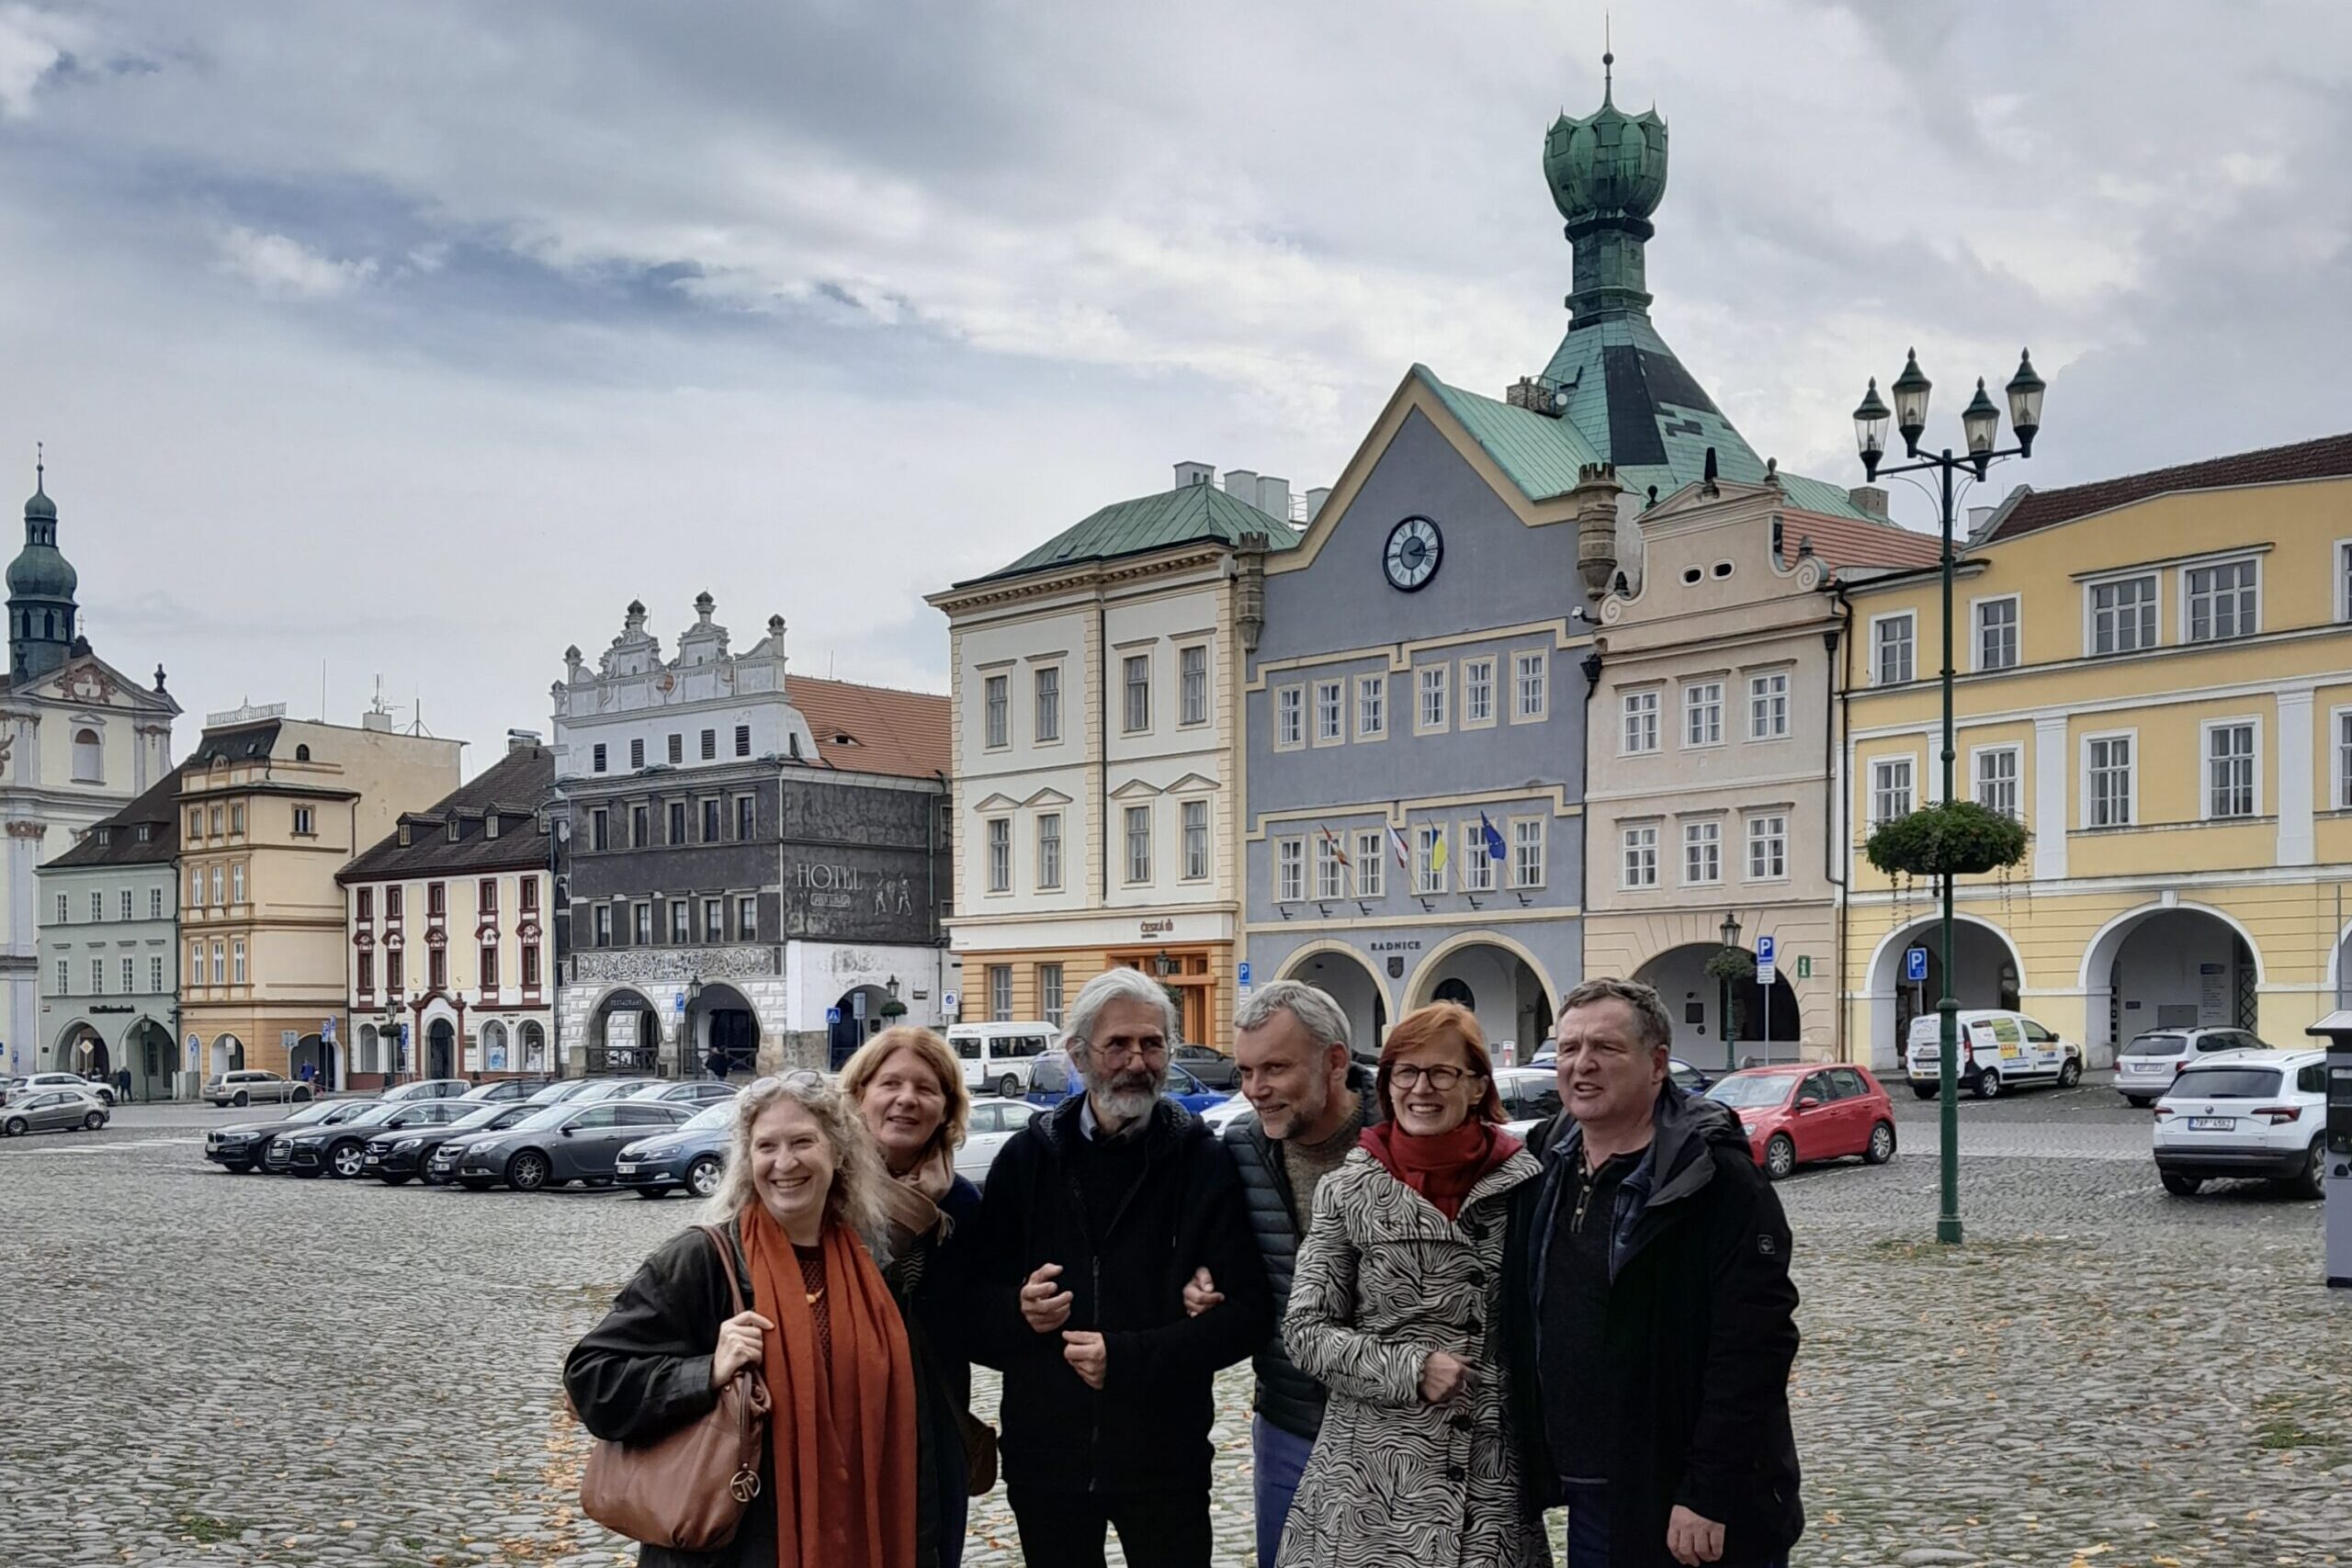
[1839,434,2352,1071]
[178,705,463,1082]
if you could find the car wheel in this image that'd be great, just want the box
[2286,1136,2325,1201]
[687,1155,724,1198]
[232,1090,250,1107]
[329,1141,368,1179]
[1972,1069,2002,1100]
[507,1149,550,1192]
[1911,1084,1938,1100]
[2056,1056,2083,1089]
[293,1086,314,1102]
[1864,1122,1896,1165]
[2159,1170,2203,1196]
[634,1186,672,1200]
[3,1117,25,1137]
[82,1111,105,1130]
[2125,1095,2154,1109]
[1764,1134,1796,1182]
[996,1074,1020,1100]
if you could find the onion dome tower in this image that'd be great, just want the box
[8,451,80,682]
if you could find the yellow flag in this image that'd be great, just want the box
[1430,828,1450,874]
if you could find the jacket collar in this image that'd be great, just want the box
[1533,1079,1733,1210]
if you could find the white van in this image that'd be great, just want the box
[1904,1009,2084,1100]
[945,1021,1058,1099]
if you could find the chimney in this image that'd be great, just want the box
[1573,462,1622,600]
[1256,476,1290,520]
[1234,533,1270,654]
[507,728,542,753]
[1848,486,1890,519]
[1222,468,1258,504]
[361,709,394,733]
[1173,460,1214,489]
[1305,486,1332,523]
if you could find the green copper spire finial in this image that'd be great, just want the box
[1603,13,1613,103]
[1544,36,1668,323]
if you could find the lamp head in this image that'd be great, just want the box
[1852,378,1892,480]
[2005,348,2045,457]
[1962,378,2002,477]
[1890,349,1932,457]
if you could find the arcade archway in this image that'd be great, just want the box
[688,982,763,1076]
[209,1034,245,1077]
[54,1021,109,1079]
[589,987,662,1075]
[1275,945,1390,1058]
[2083,904,2260,1065]
[1633,946,1803,1071]
[1861,917,2023,1072]
[1406,936,1555,1068]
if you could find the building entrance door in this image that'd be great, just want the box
[427,1020,455,1079]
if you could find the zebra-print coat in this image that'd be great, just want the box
[1275,1145,1550,1568]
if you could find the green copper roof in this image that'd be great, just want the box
[962,481,1301,589]
[1419,367,1602,497]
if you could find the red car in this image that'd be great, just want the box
[1704,1065,1897,1181]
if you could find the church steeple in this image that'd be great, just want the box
[9,449,82,682]
[1543,47,1670,325]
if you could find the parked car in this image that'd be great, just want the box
[455,1099,695,1192]
[1171,1043,1241,1092]
[1200,1092,1255,1136]
[2117,1028,2271,1107]
[954,1097,1040,1186]
[274,1099,478,1178]
[568,1077,666,1105]
[1708,1065,1897,1181]
[946,1021,1057,1100]
[1023,1051,1224,1115]
[363,1101,539,1182]
[1905,1009,2083,1100]
[2153,1049,2328,1198]
[1,1087,108,1136]
[205,1069,312,1108]
[205,1098,382,1172]
[629,1080,738,1107]
[524,1079,597,1106]
[615,1101,737,1200]
[458,1078,553,1103]
[14,1070,117,1107]
[1496,1067,1565,1138]
[380,1077,471,1102]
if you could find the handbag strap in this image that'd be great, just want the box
[697,1223,749,1316]
[699,1222,764,1501]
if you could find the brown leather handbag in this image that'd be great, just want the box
[580,1225,773,1550]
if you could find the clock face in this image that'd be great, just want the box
[1384,516,1442,592]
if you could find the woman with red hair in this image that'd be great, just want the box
[1274,1001,1547,1568]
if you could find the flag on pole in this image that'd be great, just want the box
[1388,824,1412,869]
[1429,825,1450,876]
[1321,826,1351,867]
[1479,811,1508,863]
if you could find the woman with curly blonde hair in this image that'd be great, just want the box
[567,1071,918,1567]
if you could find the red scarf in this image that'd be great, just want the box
[1361,1120,1521,1221]
[739,1204,919,1568]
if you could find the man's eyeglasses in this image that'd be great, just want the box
[1091,1040,1168,1066]
[1389,1063,1481,1090]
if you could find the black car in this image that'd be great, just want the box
[1171,1043,1241,1091]
[455,1099,695,1192]
[361,1101,538,1182]
[206,1099,382,1173]
[458,1078,554,1104]
[277,1099,478,1179]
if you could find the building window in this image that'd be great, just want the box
[358,951,375,996]
[231,864,245,904]
[2089,574,2158,655]
[54,891,66,923]
[385,886,402,920]
[1747,814,1787,880]
[292,806,315,836]
[590,808,609,851]
[1316,832,1347,898]
[119,888,131,920]
[632,903,652,945]
[987,818,1012,893]
[2340,711,2352,808]
[1277,838,1305,902]
[734,795,755,840]
[90,890,102,920]
[1684,682,1724,747]
[210,866,223,907]
[478,878,497,914]
[737,896,757,941]
[149,887,164,919]
[593,743,608,773]
[187,943,202,986]
[230,805,244,834]
[1683,820,1722,885]
[1462,658,1496,726]
[633,804,651,847]
[1275,685,1305,748]
[734,724,752,758]
[520,877,538,913]
[666,733,683,765]
[1355,830,1385,897]
[2186,558,2257,642]
[1874,614,1916,685]
[210,942,225,986]
[210,806,224,837]
[989,964,1012,1022]
[630,738,646,770]
[667,901,687,943]
[702,897,723,941]
[232,940,246,985]
[664,798,687,846]
[2087,734,2134,828]
[427,946,446,990]
[522,944,542,989]
[1124,655,1151,732]
[702,798,720,842]
[1315,680,1344,743]
[700,728,716,761]
[1975,596,2019,671]
[1125,805,1151,884]
[91,957,105,995]
[1357,674,1386,739]
[188,809,203,839]
[984,673,1010,749]
[1622,689,1660,753]
[1182,800,1209,881]
[150,956,164,993]
[57,957,69,994]
[2206,722,2256,818]
[1622,825,1658,888]
[1415,825,1446,895]
[426,881,446,919]
[1513,653,1547,722]
[1034,667,1061,744]
[1181,645,1209,727]
[1460,824,1496,892]
[1871,758,1915,828]
[1510,818,1544,887]
[1039,964,1066,1029]
[1974,746,2021,819]
[1036,813,1063,891]
[71,727,102,783]
[594,900,615,947]
[473,941,498,990]
[1417,666,1448,731]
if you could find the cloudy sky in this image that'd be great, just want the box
[1,0,2346,773]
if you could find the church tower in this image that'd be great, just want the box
[7,457,79,683]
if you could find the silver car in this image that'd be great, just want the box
[2,1088,109,1135]
[205,1070,312,1108]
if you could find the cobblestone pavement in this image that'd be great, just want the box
[2,1103,2346,1567]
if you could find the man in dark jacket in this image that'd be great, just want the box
[1503,976,1802,1568]
[968,966,1271,1568]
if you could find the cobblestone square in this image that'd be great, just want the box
[3,1091,2346,1567]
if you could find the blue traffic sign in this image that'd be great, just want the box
[1754,935,1776,985]
[1905,945,1929,983]
[1237,961,1251,987]
[826,1006,842,1026]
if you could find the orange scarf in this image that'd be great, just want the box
[740,1204,919,1568]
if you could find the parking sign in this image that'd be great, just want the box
[1755,935,1776,987]
[1905,945,1929,983]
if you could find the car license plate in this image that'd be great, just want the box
[2188,1116,2233,1131]
[616,1163,636,1175]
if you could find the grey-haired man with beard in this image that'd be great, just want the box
[968,965,1271,1568]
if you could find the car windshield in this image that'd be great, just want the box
[282,1101,341,1124]
[2166,1066,2283,1100]
[1707,1076,1794,1109]
[343,1103,404,1127]
[503,1105,578,1132]
[447,1104,512,1130]
[526,1083,575,1103]
[2125,1033,2190,1057]
[684,1102,734,1132]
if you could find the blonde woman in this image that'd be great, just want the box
[566,1072,919,1568]
[842,1027,986,1568]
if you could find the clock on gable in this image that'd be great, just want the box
[1383,515,1442,592]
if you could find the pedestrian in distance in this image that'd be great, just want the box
[1502,978,1803,1568]
[967,965,1271,1568]
[564,1072,921,1568]
[707,1047,730,1083]
[1275,1000,1546,1568]
[116,1066,132,1104]
[841,1026,986,1568]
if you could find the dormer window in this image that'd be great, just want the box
[136,824,153,843]
[484,812,501,840]
[397,822,412,848]
[445,817,459,843]
[95,826,111,845]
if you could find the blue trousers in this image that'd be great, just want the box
[1251,1416,1315,1566]
[1561,1483,1787,1568]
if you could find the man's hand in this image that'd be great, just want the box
[710,1310,775,1387]
[1667,1505,1724,1566]
[1060,1329,1108,1389]
[1182,1266,1223,1317]
[1418,1349,1473,1404]
[1019,1263,1074,1334]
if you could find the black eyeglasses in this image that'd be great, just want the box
[1389,1064,1482,1090]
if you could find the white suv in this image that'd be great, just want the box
[2152,1048,2327,1198]
[1905,1009,2084,1100]
[2116,1027,2269,1107]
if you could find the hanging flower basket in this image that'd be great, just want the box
[1702,945,1757,985]
[878,998,909,1021]
[1865,800,2028,879]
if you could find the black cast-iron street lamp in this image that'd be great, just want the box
[1719,910,1744,1066]
[1852,347,2047,1247]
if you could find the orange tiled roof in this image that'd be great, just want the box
[1775,509,1943,575]
[1984,432,2352,542]
[786,674,949,780]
